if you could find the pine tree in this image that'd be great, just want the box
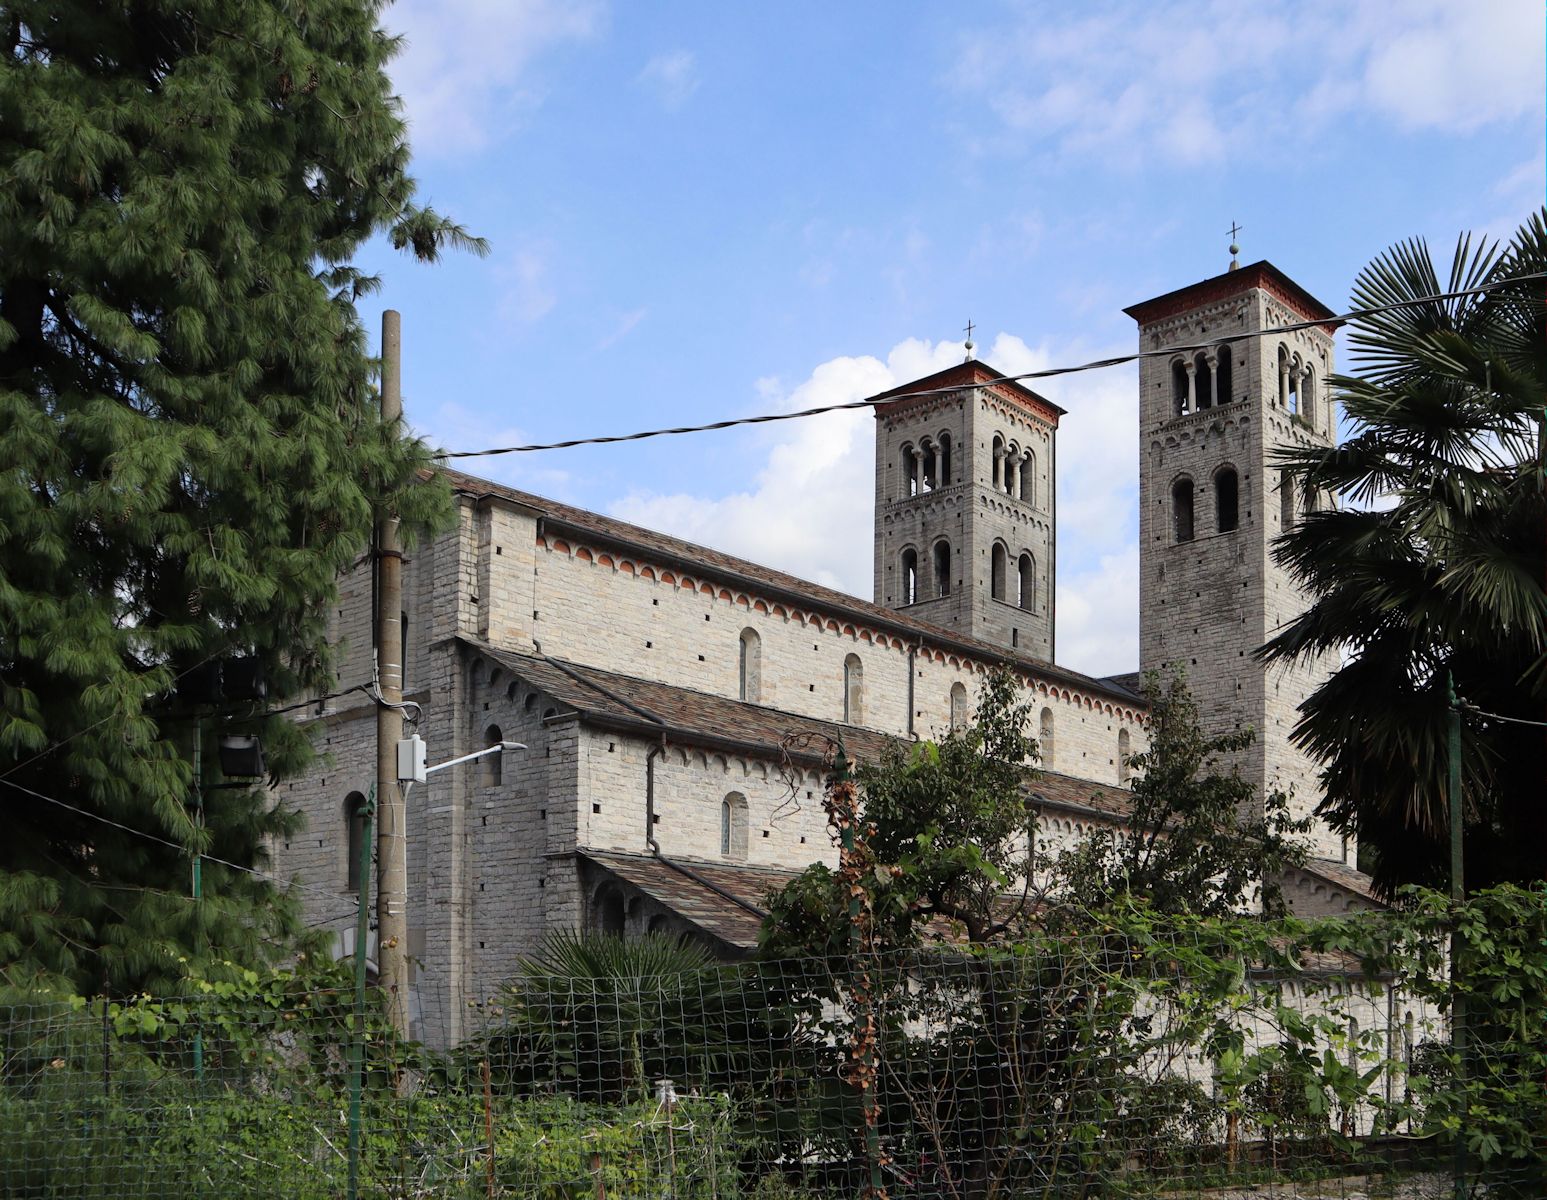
[0,1,483,992]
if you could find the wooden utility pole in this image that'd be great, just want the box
[376,309,409,1036]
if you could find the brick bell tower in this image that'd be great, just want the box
[871,351,1064,663]
[1126,255,1345,859]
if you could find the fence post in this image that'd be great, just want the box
[834,741,885,1200]
[482,1057,496,1200]
[347,783,377,1200]
[1447,674,1466,1200]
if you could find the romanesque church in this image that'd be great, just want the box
[274,257,1380,1047]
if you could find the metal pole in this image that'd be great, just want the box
[191,718,204,1083]
[347,784,376,1200]
[376,310,409,1037]
[1447,672,1466,1200]
[835,743,883,1200]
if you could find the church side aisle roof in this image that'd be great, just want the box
[476,641,1136,825]
[441,467,1142,712]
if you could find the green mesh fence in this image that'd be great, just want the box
[2,904,1541,1199]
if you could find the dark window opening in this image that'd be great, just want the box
[1173,479,1195,543]
[1215,468,1239,533]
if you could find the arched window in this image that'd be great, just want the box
[901,443,918,497]
[937,433,952,486]
[990,543,1008,602]
[738,628,761,702]
[595,886,626,937]
[1172,478,1195,543]
[1280,472,1296,531]
[1002,445,1018,496]
[900,548,918,605]
[932,540,951,597]
[921,442,937,492]
[1193,352,1213,410]
[1020,451,1035,504]
[1018,553,1035,611]
[1171,359,1189,417]
[1216,349,1233,406]
[843,654,864,724]
[1117,728,1132,785]
[721,792,749,860]
[1215,467,1239,533]
[1039,708,1055,769]
[991,434,1006,489]
[481,725,503,787]
[1277,345,1291,408]
[344,791,367,892]
[949,683,968,730]
[1302,366,1316,428]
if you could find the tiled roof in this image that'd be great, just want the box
[1296,858,1381,903]
[580,850,800,951]
[441,467,1144,712]
[476,643,1136,824]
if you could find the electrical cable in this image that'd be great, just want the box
[1460,702,1547,728]
[2,775,359,909]
[0,643,239,784]
[435,270,1547,462]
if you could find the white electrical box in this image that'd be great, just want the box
[396,734,427,783]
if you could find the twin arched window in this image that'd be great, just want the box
[1171,351,1234,416]
[738,628,761,702]
[900,433,954,498]
[721,792,749,860]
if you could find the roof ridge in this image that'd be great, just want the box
[440,468,1146,710]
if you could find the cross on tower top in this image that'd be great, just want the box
[1227,222,1243,271]
[963,319,975,361]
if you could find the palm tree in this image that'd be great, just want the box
[1261,209,1547,896]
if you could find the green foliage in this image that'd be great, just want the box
[1054,668,1311,917]
[1262,208,1547,894]
[0,0,475,990]
[762,666,1038,956]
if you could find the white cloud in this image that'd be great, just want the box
[637,50,700,110]
[597,307,648,350]
[495,244,557,325]
[610,332,1142,679]
[384,0,605,157]
[1361,1,1543,132]
[950,0,1544,167]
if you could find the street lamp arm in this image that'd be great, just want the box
[424,741,528,777]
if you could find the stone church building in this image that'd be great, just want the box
[273,258,1378,1046]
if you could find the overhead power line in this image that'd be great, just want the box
[436,270,1547,462]
[3,775,358,910]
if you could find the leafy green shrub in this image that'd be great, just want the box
[493,1093,738,1200]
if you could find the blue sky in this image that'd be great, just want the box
[357,0,1544,678]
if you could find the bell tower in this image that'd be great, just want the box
[1126,259,1344,859]
[872,356,1063,662]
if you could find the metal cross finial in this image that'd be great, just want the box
[963,319,975,361]
[1228,221,1242,243]
[1227,222,1242,270]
